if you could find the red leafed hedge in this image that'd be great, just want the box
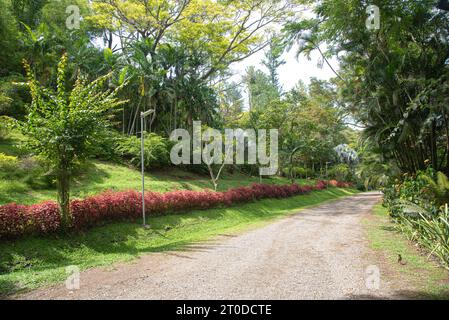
[328,180,352,188]
[0,180,351,239]
[0,201,60,238]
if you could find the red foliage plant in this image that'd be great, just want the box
[0,180,351,239]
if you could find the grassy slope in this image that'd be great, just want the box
[0,187,357,297]
[0,160,302,205]
[363,204,449,299]
[0,132,310,205]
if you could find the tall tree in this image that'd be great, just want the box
[218,81,245,127]
[285,0,449,174]
[87,0,293,133]
[244,66,279,111]
[262,35,286,92]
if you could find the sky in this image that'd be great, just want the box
[228,4,340,106]
[231,45,338,91]
[229,43,339,109]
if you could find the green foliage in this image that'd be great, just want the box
[382,168,449,267]
[328,164,350,181]
[0,153,54,189]
[385,170,449,214]
[0,153,18,172]
[0,117,11,140]
[20,53,126,224]
[87,129,122,162]
[285,0,449,174]
[0,76,29,119]
[244,66,280,111]
[421,172,449,208]
[262,34,286,91]
[22,53,125,169]
[218,81,244,127]
[393,202,449,268]
[10,0,47,28]
[355,146,400,190]
[115,133,170,170]
[282,166,314,179]
[383,170,431,218]
[0,0,22,76]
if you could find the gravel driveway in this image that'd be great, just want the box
[19,192,402,300]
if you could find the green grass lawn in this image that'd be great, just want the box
[364,204,449,299]
[0,187,356,297]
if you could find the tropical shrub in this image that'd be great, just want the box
[394,202,449,266]
[88,130,122,162]
[0,153,19,172]
[0,117,11,140]
[20,53,126,226]
[282,166,314,179]
[328,164,351,181]
[382,169,449,266]
[0,180,351,239]
[382,170,433,218]
[115,133,171,169]
[0,201,60,238]
[0,76,28,120]
[420,171,449,208]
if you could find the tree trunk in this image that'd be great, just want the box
[431,120,438,170]
[443,111,449,175]
[57,166,71,228]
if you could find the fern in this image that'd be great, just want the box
[420,171,449,207]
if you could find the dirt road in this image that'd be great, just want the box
[19,192,405,300]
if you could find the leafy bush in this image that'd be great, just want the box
[0,76,29,120]
[394,201,449,266]
[328,163,351,181]
[420,171,449,208]
[115,133,171,169]
[88,130,122,161]
[0,117,11,140]
[0,180,350,239]
[0,153,19,172]
[382,169,435,217]
[282,166,314,178]
[0,202,60,238]
[382,169,449,266]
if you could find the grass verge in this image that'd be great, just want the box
[0,130,313,205]
[363,204,449,299]
[0,160,312,205]
[0,187,356,297]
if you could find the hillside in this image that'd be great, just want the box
[0,134,309,205]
